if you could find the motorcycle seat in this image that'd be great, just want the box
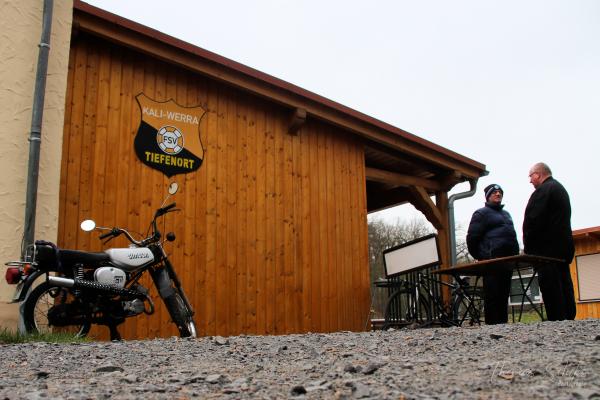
[59,249,110,266]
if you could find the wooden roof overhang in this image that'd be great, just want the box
[573,227,600,241]
[73,1,488,219]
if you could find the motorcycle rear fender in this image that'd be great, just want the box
[16,269,47,302]
[150,267,175,299]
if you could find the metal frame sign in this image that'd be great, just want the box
[383,234,440,277]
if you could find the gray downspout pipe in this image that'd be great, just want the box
[22,0,54,259]
[448,178,478,267]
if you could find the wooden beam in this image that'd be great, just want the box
[366,186,412,212]
[288,107,306,135]
[439,171,463,190]
[589,231,600,240]
[365,167,442,191]
[407,186,444,230]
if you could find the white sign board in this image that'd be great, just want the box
[383,235,440,277]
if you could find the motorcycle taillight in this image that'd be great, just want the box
[5,267,21,284]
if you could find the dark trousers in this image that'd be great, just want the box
[537,262,576,321]
[483,269,512,325]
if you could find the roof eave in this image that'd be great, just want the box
[73,0,487,180]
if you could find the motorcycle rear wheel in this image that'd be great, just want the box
[23,281,91,337]
[163,292,197,338]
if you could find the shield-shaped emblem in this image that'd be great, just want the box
[134,94,206,177]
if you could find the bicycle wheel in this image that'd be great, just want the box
[23,281,91,337]
[383,289,431,329]
[163,292,197,338]
[452,286,484,326]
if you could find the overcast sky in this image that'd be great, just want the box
[85,0,600,240]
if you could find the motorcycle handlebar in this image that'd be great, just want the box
[99,203,176,246]
[155,202,176,218]
[103,228,144,246]
[98,230,117,240]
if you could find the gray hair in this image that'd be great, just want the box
[532,162,552,177]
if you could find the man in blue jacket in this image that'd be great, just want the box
[523,162,576,320]
[467,184,520,324]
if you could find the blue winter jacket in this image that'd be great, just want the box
[466,202,520,260]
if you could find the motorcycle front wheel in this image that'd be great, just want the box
[23,281,91,337]
[163,292,197,338]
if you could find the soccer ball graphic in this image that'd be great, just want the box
[156,126,184,155]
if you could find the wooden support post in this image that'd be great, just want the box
[435,191,452,304]
[435,191,450,270]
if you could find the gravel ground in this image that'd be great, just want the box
[0,319,598,399]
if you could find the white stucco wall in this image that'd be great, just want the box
[0,0,73,328]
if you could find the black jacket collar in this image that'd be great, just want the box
[485,202,504,211]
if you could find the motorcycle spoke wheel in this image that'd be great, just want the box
[23,281,91,337]
[163,292,197,338]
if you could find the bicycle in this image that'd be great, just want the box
[379,270,483,330]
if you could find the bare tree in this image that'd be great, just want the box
[455,223,474,264]
[368,217,433,282]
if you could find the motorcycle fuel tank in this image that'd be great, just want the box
[104,248,154,271]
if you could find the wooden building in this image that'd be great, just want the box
[62,1,487,339]
[571,227,600,319]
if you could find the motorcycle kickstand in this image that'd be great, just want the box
[108,324,122,341]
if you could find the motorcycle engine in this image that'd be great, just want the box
[122,298,146,316]
[94,266,126,288]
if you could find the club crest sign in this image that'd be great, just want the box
[134,94,206,177]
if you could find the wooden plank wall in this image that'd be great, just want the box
[571,236,600,320]
[58,34,371,340]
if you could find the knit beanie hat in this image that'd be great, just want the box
[484,184,503,201]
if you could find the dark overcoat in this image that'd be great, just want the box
[523,177,574,263]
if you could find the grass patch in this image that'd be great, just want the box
[0,328,89,344]
[508,308,546,324]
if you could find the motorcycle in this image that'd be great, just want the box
[4,182,196,340]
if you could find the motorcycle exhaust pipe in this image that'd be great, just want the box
[48,275,145,298]
[48,275,75,288]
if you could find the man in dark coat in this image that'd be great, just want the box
[523,162,576,321]
[467,184,520,324]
